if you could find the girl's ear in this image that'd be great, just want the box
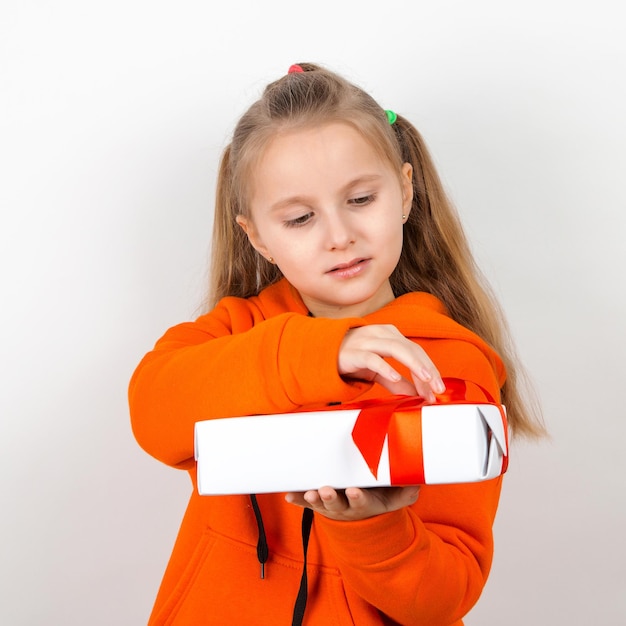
[401,163,414,215]
[236,215,271,259]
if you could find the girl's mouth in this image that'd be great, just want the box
[327,258,369,278]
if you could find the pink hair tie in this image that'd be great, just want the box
[288,64,304,74]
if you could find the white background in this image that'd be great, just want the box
[1,1,624,624]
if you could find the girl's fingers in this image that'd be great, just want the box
[413,381,437,403]
[363,353,402,384]
[410,371,446,402]
[383,339,444,396]
[369,349,443,400]
[285,486,422,520]
[387,346,445,398]
[373,374,417,396]
[303,487,348,512]
[339,325,445,399]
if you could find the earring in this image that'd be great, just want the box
[402,215,406,222]
[268,256,274,263]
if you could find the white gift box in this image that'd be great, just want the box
[194,395,508,495]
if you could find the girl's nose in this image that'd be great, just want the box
[325,213,355,250]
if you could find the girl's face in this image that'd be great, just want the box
[237,122,413,319]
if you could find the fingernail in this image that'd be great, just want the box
[435,380,446,394]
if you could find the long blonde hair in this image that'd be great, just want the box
[208,62,545,438]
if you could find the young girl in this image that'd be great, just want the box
[129,62,544,625]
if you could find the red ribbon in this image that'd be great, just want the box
[347,378,502,484]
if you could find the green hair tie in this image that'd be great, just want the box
[385,110,397,125]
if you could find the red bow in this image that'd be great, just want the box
[348,378,500,484]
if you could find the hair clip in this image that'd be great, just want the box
[385,110,398,125]
[288,64,304,74]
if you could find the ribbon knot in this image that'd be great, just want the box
[350,378,498,484]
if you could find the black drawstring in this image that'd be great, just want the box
[250,495,314,624]
[250,494,268,578]
[291,508,314,626]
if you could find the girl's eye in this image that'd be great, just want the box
[349,194,375,206]
[284,212,313,228]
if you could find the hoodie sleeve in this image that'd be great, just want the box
[128,298,368,469]
[314,340,504,625]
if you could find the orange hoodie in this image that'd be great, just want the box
[129,278,506,625]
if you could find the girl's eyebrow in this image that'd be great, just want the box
[269,174,383,212]
[342,174,382,190]
[269,195,312,212]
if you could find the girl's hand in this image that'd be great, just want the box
[338,325,445,401]
[285,486,420,521]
